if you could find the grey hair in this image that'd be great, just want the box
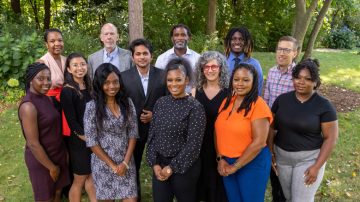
[194,51,229,90]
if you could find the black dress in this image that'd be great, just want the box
[60,86,92,175]
[195,88,228,202]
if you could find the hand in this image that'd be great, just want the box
[115,163,128,177]
[304,164,320,186]
[153,165,166,181]
[217,159,230,176]
[77,135,86,141]
[225,164,238,175]
[160,166,172,180]
[140,110,153,124]
[49,165,60,182]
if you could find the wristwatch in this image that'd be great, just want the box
[216,155,223,162]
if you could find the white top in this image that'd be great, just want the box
[155,47,200,71]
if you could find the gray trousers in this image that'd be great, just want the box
[275,145,325,202]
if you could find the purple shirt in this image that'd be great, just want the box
[264,62,295,108]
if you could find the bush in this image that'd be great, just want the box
[0,79,24,104]
[0,31,44,86]
[323,27,356,49]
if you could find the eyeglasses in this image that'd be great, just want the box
[276,47,293,54]
[203,65,220,72]
[70,63,87,68]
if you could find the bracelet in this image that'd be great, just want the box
[122,161,129,169]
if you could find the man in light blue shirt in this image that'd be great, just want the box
[224,27,263,95]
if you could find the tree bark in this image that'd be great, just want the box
[206,0,217,34]
[29,0,40,29]
[128,0,143,43]
[43,0,51,30]
[303,0,333,60]
[11,0,21,15]
[292,0,318,54]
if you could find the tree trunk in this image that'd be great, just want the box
[43,0,51,30]
[29,0,40,29]
[11,0,21,15]
[128,0,143,43]
[292,0,318,55]
[206,0,217,34]
[303,0,333,60]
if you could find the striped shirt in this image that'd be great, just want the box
[264,63,295,108]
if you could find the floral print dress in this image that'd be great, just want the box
[84,99,139,200]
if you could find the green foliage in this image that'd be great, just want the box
[0,30,44,86]
[190,32,224,54]
[323,27,356,49]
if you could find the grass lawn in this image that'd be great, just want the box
[0,50,359,201]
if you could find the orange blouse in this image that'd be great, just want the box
[215,96,273,158]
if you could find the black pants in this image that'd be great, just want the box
[152,159,201,202]
[134,139,147,201]
[270,168,286,202]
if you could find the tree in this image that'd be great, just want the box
[11,0,21,16]
[303,0,333,59]
[43,0,51,30]
[206,0,217,34]
[292,0,318,54]
[128,0,143,43]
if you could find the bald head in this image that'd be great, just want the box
[100,23,119,52]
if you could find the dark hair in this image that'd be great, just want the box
[278,36,299,51]
[63,53,92,97]
[129,38,153,56]
[221,63,259,117]
[92,63,130,130]
[224,27,254,59]
[292,58,321,89]
[44,28,63,42]
[25,62,50,91]
[165,58,193,84]
[170,23,192,38]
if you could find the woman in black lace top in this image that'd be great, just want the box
[146,58,206,202]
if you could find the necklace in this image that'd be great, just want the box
[295,92,314,103]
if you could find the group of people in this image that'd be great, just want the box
[18,22,338,202]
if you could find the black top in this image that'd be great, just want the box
[146,95,206,174]
[272,91,337,151]
[60,86,91,146]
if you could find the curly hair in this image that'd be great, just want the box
[194,51,229,90]
[224,27,254,59]
[292,58,321,89]
[63,52,92,98]
[92,63,130,130]
[220,63,259,117]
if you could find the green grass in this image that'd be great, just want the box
[1,50,359,201]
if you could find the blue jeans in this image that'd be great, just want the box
[222,147,271,202]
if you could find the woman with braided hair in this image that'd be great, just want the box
[18,62,70,202]
[215,63,272,202]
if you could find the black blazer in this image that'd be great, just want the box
[122,66,167,140]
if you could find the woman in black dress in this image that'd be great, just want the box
[146,58,206,202]
[60,53,96,201]
[192,51,229,202]
[18,62,70,201]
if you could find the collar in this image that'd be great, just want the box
[103,46,118,57]
[228,52,245,61]
[169,47,192,56]
[137,67,150,79]
[277,62,296,74]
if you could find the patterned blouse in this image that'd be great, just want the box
[146,95,206,174]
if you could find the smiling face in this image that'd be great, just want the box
[203,59,220,83]
[230,31,245,55]
[276,40,298,69]
[293,68,316,96]
[100,24,119,51]
[232,68,254,99]
[67,57,88,84]
[166,68,189,98]
[132,45,152,70]
[103,72,120,99]
[31,69,51,95]
[45,32,64,57]
[171,27,189,50]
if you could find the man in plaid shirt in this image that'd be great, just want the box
[264,36,299,108]
[264,36,299,202]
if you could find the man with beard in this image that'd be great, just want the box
[88,23,132,78]
[155,24,200,71]
[224,27,263,95]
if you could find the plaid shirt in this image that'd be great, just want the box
[264,62,296,108]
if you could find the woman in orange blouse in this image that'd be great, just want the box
[215,63,272,202]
